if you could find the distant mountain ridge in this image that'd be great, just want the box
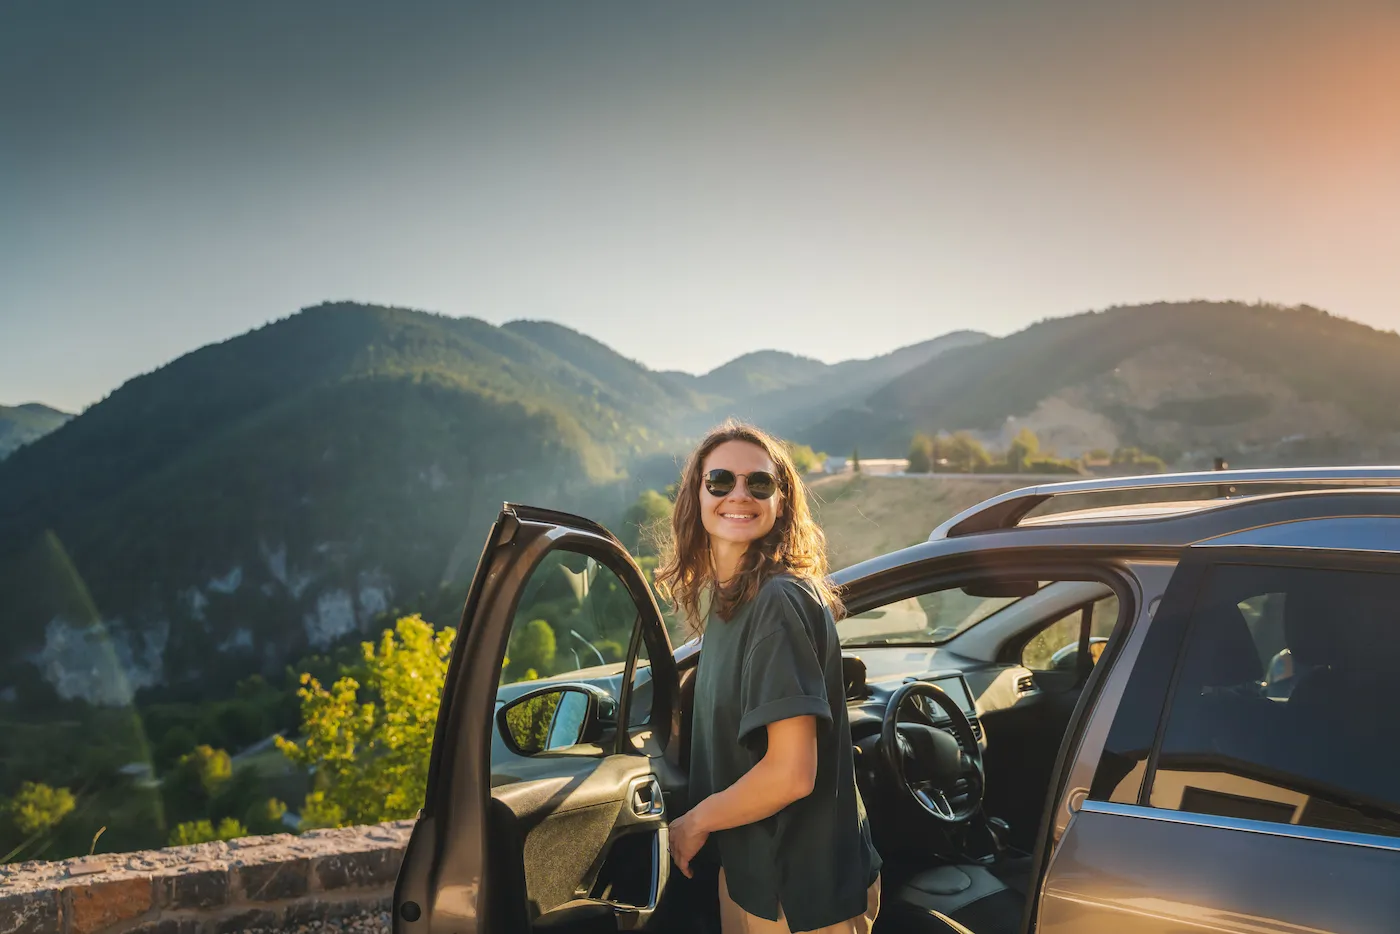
[803,301,1400,464]
[0,402,71,459]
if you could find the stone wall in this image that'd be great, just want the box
[0,821,414,934]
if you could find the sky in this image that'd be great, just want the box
[3,0,1398,412]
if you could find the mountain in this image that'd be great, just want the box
[682,331,989,436]
[0,301,974,710]
[0,402,72,459]
[0,303,695,708]
[803,302,1400,463]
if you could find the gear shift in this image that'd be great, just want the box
[986,817,1010,861]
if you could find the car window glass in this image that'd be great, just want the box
[1021,594,1118,671]
[1021,607,1083,671]
[1149,564,1400,838]
[492,550,639,769]
[841,584,1045,646]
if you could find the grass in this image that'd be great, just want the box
[808,474,1030,569]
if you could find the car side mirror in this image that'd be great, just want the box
[496,683,618,756]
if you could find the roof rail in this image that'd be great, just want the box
[929,466,1400,540]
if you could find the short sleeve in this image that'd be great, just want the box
[737,585,831,743]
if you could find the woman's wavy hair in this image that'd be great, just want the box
[653,420,843,634]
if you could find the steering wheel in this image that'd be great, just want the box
[880,681,985,824]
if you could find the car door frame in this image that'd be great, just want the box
[832,545,1172,934]
[394,504,681,934]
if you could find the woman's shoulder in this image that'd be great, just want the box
[755,572,827,617]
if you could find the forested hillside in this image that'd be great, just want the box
[0,402,70,459]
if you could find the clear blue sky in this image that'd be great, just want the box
[3,0,1398,412]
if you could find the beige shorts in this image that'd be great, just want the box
[718,867,881,934]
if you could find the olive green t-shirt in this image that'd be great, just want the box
[689,574,881,932]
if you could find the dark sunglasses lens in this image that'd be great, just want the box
[747,472,778,499]
[704,469,737,496]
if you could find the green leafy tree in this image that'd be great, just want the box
[783,441,827,474]
[1008,428,1041,473]
[168,817,248,847]
[851,448,861,474]
[946,433,992,473]
[3,782,76,837]
[276,614,454,829]
[161,745,233,824]
[907,434,935,474]
[243,798,289,836]
[505,618,557,682]
[620,489,673,556]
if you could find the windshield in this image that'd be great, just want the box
[840,586,1043,647]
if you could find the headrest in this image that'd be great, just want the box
[1285,573,1398,671]
[1187,600,1263,687]
[1284,583,1346,667]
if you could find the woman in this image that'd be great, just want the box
[657,421,882,934]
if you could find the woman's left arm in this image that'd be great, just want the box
[670,714,817,877]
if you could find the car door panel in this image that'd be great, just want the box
[1039,803,1400,933]
[491,755,670,927]
[395,505,684,934]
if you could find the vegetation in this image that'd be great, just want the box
[782,441,828,474]
[275,615,453,829]
[169,817,248,846]
[620,489,673,556]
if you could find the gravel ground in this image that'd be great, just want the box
[244,910,393,934]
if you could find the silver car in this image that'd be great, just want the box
[395,467,1400,933]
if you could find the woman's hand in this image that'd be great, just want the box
[669,810,710,878]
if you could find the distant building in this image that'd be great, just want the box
[824,457,909,476]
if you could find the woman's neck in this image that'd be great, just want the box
[710,538,748,585]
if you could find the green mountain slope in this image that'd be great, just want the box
[0,402,71,459]
[699,331,988,436]
[804,302,1400,462]
[0,304,680,707]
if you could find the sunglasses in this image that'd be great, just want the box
[702,468,780,500]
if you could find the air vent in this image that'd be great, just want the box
[1016,674,1037,695]
[969,718,983,741]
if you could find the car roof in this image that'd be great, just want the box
[929,466,1400,539]
[833,485,1400,586]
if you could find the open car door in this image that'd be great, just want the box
[394,505,687,934]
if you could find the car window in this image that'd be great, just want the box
[841,584,1045,646]
[492,550,640,767]
[1020,594,1119,671]
[1149,564,1400,838]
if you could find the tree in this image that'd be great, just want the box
[907,434,935,474]
[620,489,672,556]
[3,782,75,837]
[243,798,289,836]
[169,817,248,847]
[505,618,557,683]
[851,448,861,474]
[161,745,233,824]
[1007,428,1041,473]
[276,614,455,829]
[783,441,827,474]
[946,433,992,473]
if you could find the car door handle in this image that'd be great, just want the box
[630,776,664,817]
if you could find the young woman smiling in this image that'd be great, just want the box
[657,422,882,934]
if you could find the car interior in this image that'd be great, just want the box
[482,564,1128,934]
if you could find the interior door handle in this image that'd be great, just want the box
[630,776,664,817]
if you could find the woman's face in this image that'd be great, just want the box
[699,440,782,550]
